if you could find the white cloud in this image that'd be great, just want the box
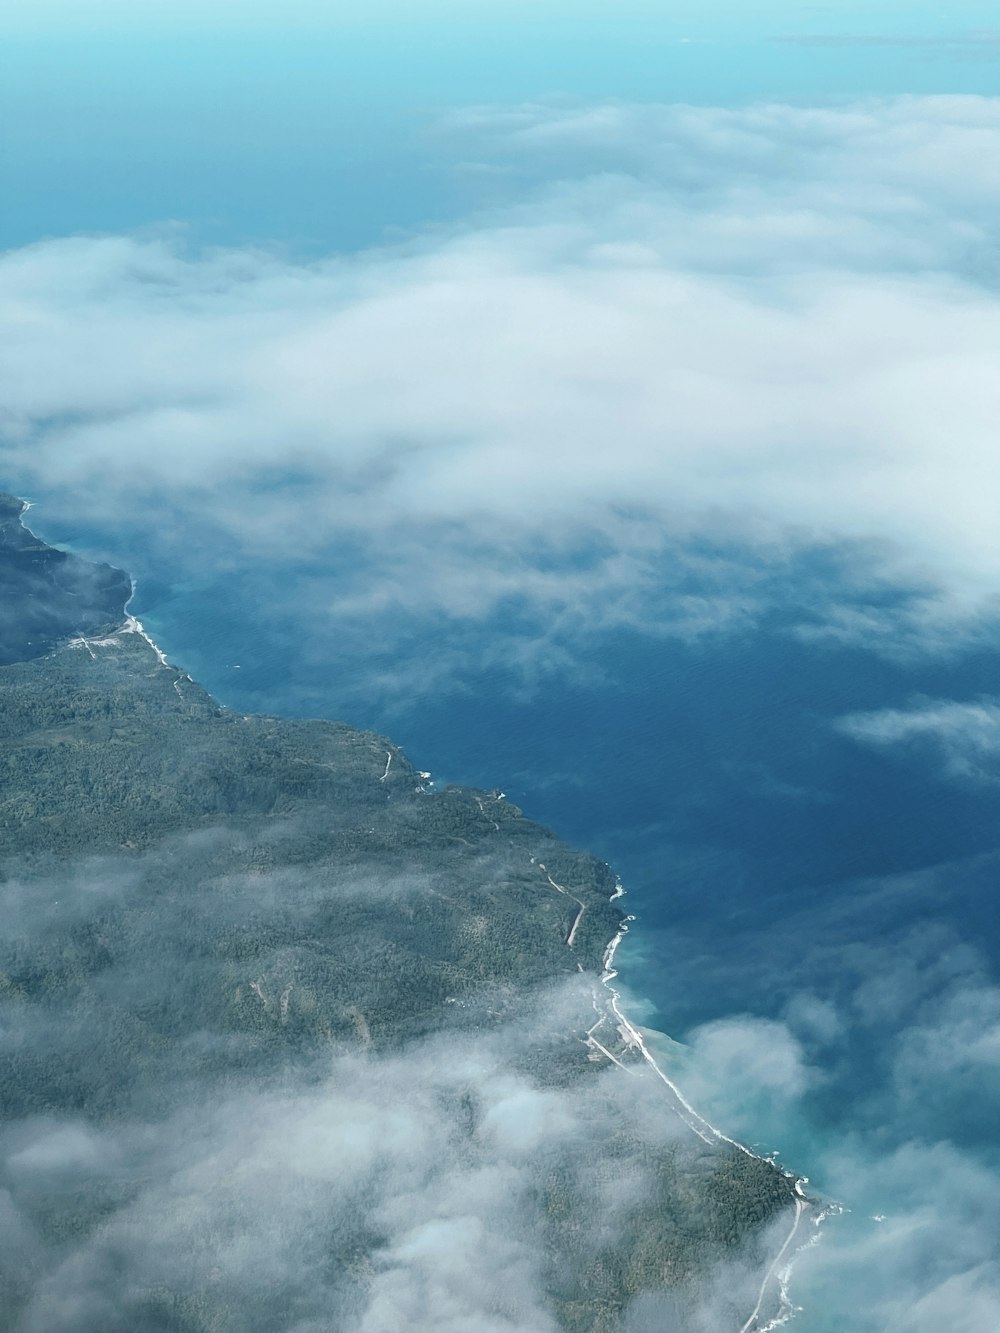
[837,697,1000,781]
[669,1016,818,1149]
[673,968,1000,1332]
[2,977,771,1332]
[797,1135,1000,1332]
[4,96,1000,660]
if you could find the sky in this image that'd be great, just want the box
[4,3,1000,1331]
[4,2,1000,249]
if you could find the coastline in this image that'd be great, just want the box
[6,490,826,1330]
[596,883,826,1331]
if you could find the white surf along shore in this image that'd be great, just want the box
[601,890,836,1332]
[538,848,834,1333]
[66,577,195,705]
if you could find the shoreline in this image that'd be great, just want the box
[10,489,827,1330]
[596,880,826,1331]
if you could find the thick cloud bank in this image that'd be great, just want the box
[3,96,1000,658]
[838,696,1000,783]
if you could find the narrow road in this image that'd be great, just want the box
[537,862,588,947]
[739,1186,810,1333]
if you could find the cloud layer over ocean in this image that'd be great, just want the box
[3,96,1000,665]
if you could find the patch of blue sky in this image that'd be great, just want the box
[3,1,999,251]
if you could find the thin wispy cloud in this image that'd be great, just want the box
[657,880,1000,1330]
[775,31,1000,52]
[837,697,1000,783]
